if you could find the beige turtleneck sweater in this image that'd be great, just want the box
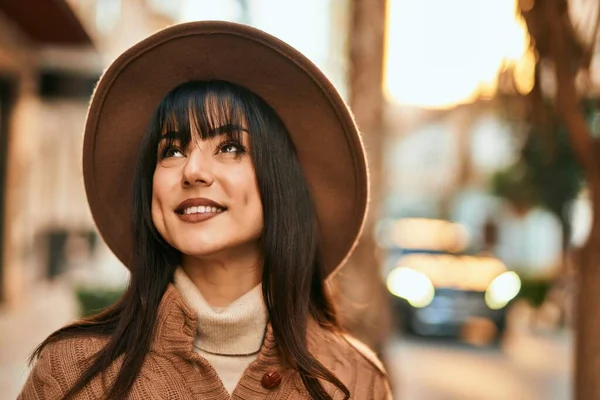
[173,267,268,394]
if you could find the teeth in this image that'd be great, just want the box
[182,206,223,214]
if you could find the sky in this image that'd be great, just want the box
[385,0,532,109]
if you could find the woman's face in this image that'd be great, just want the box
[151,114,263,261]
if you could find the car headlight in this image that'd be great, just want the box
[386,267,435,308]
[485,271,521,310]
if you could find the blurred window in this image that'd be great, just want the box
[96,0,121,35]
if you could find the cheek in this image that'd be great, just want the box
[247,175,264,229]
[151,195,162,226]
[228,166,263,220]
[151,171,168,231]
[152,168,176,205]
[243,180,260,205]
[247,183,263,226]
[239,171,261,209]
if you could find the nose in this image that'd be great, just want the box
[181,147,214,187]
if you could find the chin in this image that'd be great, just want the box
[177,242,224,257]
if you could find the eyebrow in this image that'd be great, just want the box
[159,124,249,141]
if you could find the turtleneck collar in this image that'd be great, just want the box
[173,267,268,356]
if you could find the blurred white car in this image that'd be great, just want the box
[387,253,520,338]
[379,218,521,340]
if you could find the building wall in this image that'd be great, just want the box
[0,11,41,306]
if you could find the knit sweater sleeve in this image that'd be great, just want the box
[18,336,107,400]
[18,346,65,400]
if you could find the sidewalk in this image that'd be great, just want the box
[0,279,78,399]
[387,327,572,400]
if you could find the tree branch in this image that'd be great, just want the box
[545,0,598,178]
[584,1,600,69]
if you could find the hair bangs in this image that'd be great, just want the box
[156,81,250,153]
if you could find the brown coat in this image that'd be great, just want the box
[19,285,392,399]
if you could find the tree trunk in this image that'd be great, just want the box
[575,183,600,399]
[545,6,600,398]
[544,207,573,328]
[575,245,600,397]
[520,0,600,396]
[330,0,392,356]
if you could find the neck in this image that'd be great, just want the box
[173,268,268,356]
[181,247,263,307]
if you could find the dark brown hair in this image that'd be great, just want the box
[30,81,350,399]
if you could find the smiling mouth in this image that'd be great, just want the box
[180,205,225,215]
[174,197,227,216]
[176,206,225,223]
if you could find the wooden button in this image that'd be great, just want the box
[261,371,282,389]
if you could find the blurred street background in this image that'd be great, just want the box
[3,0,600,398]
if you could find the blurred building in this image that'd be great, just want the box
[0,0,93,305]
[377,0,598,279]
[381,101,564,278]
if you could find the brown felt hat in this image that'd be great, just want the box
[83,21,368,277]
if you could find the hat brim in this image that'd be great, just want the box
[83,21,368,277]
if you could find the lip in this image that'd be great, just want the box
[175,197,226,214]
[175,197,227,224]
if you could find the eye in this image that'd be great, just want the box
[163,146,185,158]
[219,142,246,154]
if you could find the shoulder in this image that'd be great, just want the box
[308,323,386,375]
[19,334,108,399]
[340,333,388,377]
[37,334,107,366]
[307,323,392,398]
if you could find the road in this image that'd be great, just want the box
[0,280,78,399]
[386,331,572,400]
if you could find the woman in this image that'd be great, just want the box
[19,21,391,399]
